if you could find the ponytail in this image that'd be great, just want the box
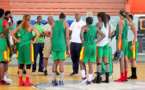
[119,9,132,22]
[22,14,30,31]
[97,12,107,27]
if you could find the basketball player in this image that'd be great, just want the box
[93,12,111,83]
[15,20,26,74]
[114,10,130,82]
[79,17,105,85]
[11,14,40,86]
[0,8,10,85]
[127,14,138,79]
[100,14,115,76]
[51,13,70,86]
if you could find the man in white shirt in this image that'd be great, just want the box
[43,16,59,75]
[69,12,86,76]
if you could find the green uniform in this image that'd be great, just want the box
[128,41,139,61]
[116,19,128,56]
[18,27,34,65]
[52,20,67,60]
[97,43,109,57]
[101,47,113,75]
[0,18,9,63]
[79,25,97,63]
[16,30,21,58]
[33,24,44,43]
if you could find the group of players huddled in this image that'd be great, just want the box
[0,8,138,86]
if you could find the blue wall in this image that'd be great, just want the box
[11,15,139,54]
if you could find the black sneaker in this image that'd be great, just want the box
[70,72,78,76]
[102,80,109,83]
[86,81,91,85]
[38,71,44,74]
[92,76,102,84]
[128,76,137,79]
[56,71,59,75]
[44,70,48,75]
[23,70,26,74]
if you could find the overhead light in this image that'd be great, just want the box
[134,14,145,16]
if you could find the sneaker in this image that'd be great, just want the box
[86,81,91,85]
[23,70,26,74]
[80,77,87,84]
[7,71,11,75]
[59,80,64,86]
[92,76,102,84]
[56,71,60,75]
[52,79,58,86]
[44,70,48,75]
[38,71,44,74]
[19,80,25,86]
[25,81,34,86]
[102,80,109,83]
[128,76,137,79]
[70,72,78,76]
[0,80,10,85]
[4,77,13,82]
[32,72,36,74]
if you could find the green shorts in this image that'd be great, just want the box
[79,45,96,63]
[97,43,109,58]
[0,46,10,63]
[128,41,139,61]
[18,43,34,65]
[52,51,66,60]
[117,39,128,56]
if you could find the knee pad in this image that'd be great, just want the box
[26,64,31,69]
[19,64,24,69]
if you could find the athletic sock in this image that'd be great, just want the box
[105,63,109,81]
[88,74,92,81]
[81,70,86,78]
[19,76,22,81]
[26,77,30,82]
[60,72,64,81]
[4,72,7,79]
[132,67,137,77]
[114,72,124,82]
[52,72,56,80]
[124,71,128,81]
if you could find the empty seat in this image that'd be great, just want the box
[66,20,74,27]
[29,20,36,25]
[41,20,46,25]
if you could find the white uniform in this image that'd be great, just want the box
[97,23,109,46]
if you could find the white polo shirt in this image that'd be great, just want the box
[43,23,51,43]
[69,20,86,43]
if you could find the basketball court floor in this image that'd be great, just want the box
[1,55,145,90]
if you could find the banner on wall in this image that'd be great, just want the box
[87,12,93,17]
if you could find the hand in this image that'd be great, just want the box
[116,44,119,50]
[30,40,35,44]
[0,33,5,38]
[130,45,133,51]
[82,40,85,44]
[17,39,21,43]
[67,49,70,57]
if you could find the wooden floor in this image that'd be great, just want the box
[1,62,145,90]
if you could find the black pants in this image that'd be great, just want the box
[70,42,85,74]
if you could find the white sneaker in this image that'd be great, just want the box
[80,78,88,84]
[4,77,13,82]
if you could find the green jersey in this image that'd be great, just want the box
[116,19,128,40]
[83,25,97,46]
[16,30,21,51]
[34,24,44,43]
[0,18,7,50]
[19,27,32,46]
[52,20,67,51]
